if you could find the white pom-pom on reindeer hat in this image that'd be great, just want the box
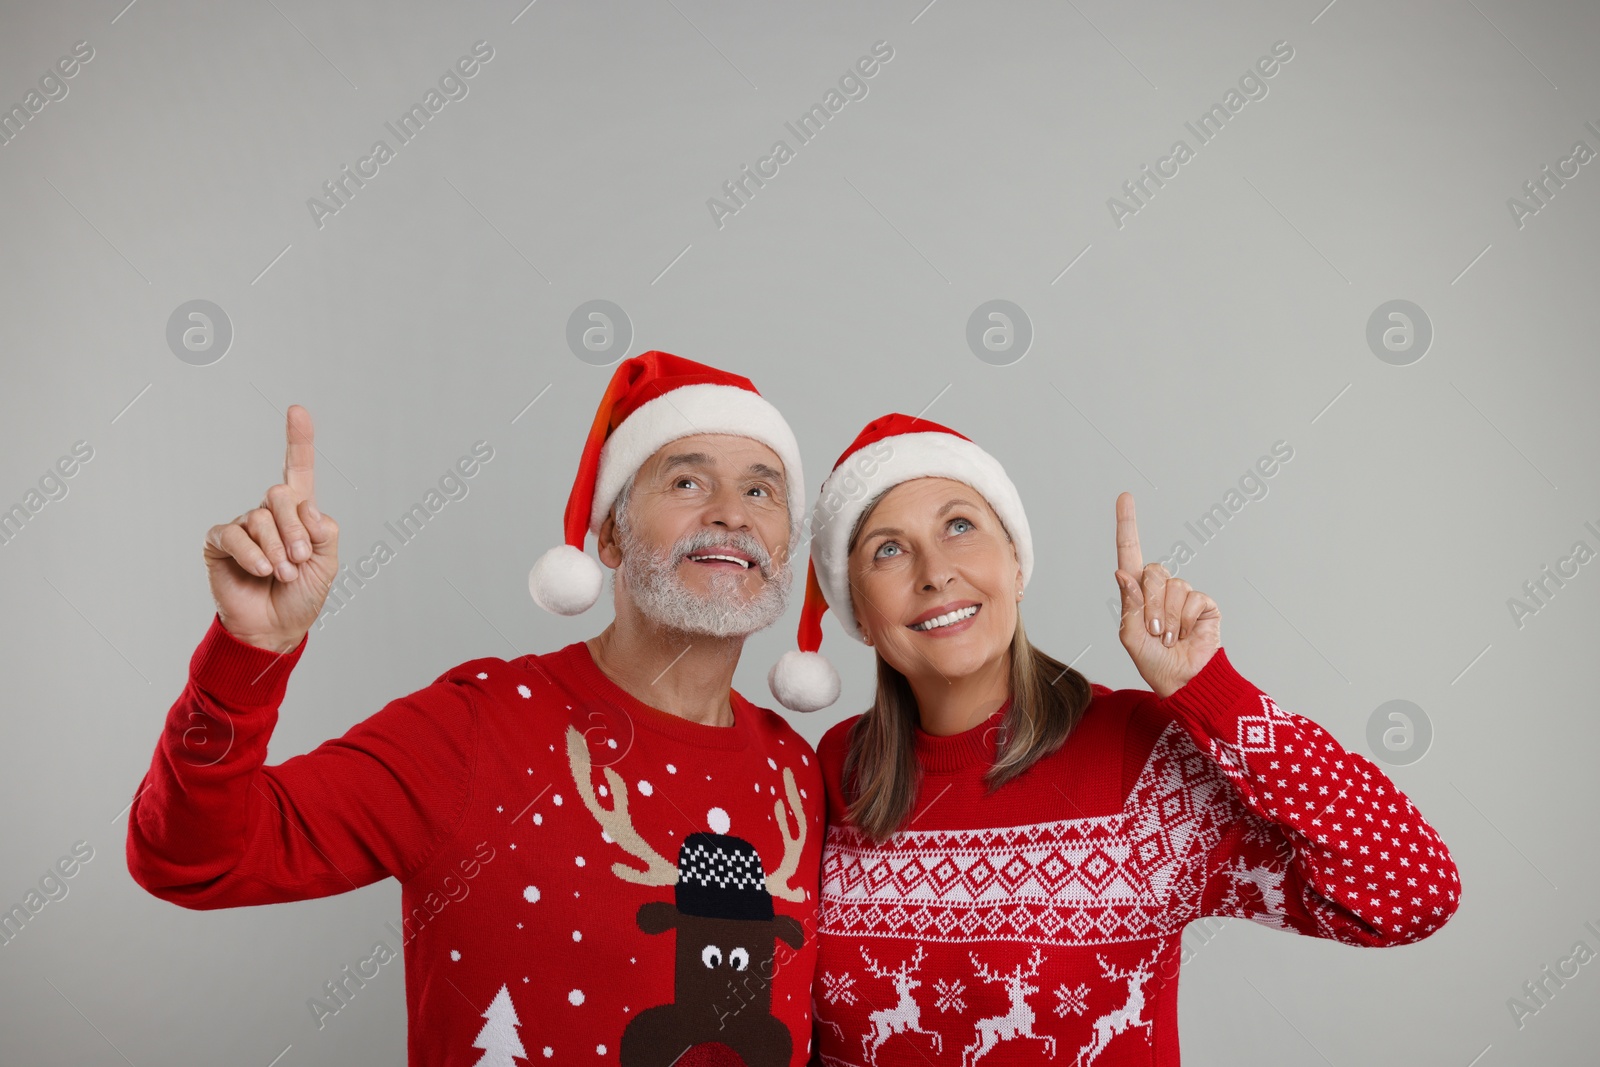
[528,350,806,617]
[767,412,1033,713]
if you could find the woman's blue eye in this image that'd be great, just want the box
[950,518,974,534]
[874,542,900,559]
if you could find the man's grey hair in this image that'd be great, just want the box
[608,478,633,594]
[611,477,634,540]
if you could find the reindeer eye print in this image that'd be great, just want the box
[729,947,749,971]
[701,945,722,969]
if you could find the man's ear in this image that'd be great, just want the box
[595,510,624,569]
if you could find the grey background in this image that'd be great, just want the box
[0,0,1594,1064]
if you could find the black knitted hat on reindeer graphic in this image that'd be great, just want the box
[675,832,773,922]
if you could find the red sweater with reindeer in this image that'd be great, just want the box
[126,614,825,1067]
[810,647,1461,1066]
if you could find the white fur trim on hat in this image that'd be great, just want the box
[589,383,806,537]
[528,544,605,615]
[809,431,1032,645]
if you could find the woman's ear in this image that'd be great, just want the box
[846,583,873,645]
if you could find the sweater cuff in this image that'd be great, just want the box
[190,613,307,708]
[1156,647,1262,739]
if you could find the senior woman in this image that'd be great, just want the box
[768,413,1461,1067]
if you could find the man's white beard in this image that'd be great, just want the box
[617,524,792,638]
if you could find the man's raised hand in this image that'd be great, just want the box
[1113,491,1220,699]
[203,404,340,652]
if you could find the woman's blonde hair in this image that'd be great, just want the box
[838,489,1095,843]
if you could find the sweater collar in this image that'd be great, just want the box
[912,697,1013,774]
[557,642,753,752]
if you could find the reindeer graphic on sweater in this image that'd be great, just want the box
[1217,856,1290,929]
[1061,948,1161,1067]
[962,945,1056,1066]
[565,725,808,1067]
[858,943,941,1065]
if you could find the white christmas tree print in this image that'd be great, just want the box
[471,984,528,1066]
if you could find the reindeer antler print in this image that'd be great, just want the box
[764,766,808,902]
[565,725,678,886]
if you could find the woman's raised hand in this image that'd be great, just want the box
[203,404,340,652]
[1113,491,1220,699]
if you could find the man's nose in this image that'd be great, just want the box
[702,484,754,531]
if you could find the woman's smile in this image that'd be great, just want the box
[908,601,982,635]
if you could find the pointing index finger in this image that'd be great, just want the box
[1115,492,1143,577]
[284,404,316,507]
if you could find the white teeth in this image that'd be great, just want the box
[911,605,978,631]
[689,554,750,568]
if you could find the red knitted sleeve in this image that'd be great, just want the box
[124,613,482,908]
[1157,647,1461,947]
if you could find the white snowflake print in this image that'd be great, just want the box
[934,977,967,1014]
[822,970,857,1006]
[1054,981,1091,1018]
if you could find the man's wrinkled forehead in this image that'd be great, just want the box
[652,447,788,493]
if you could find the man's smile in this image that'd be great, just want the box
[687,551,755,569]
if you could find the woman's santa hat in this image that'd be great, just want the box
[767,413,1032,712]
[528,350,806,616]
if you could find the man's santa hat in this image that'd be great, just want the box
[767,413,1033,712]
[528,350,806,616]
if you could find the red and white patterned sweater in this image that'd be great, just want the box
[810,647,1460,1066]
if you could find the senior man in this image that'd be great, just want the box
[126,351,829,1067]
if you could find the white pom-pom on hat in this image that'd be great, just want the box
[528,544,604,616]
[767,558,840,712]
[768,650,841,713]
